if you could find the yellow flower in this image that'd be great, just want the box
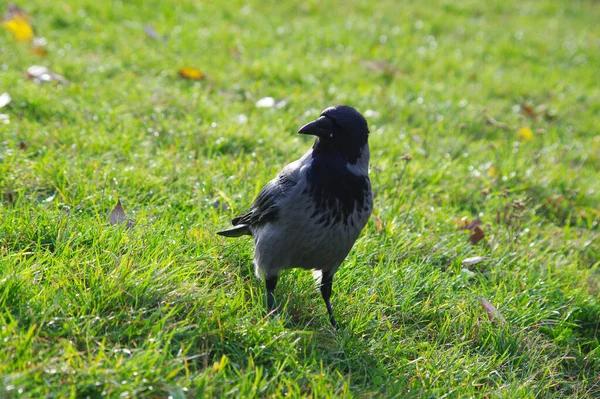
[516,126,533,142]
[3,16,34,42]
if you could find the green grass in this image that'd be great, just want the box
[1,0,599,397]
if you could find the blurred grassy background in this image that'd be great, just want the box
[1,0,599,397]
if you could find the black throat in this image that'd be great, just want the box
[312,137,365,165]
[304,151,369,226]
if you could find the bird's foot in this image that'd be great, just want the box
[330,316,339,330]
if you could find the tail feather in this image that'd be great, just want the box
[216,224,251,237]
[312,269,322,284]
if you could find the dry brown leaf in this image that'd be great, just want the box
[373,214,384,232]
[26,65,68,84]
[109,199,134,229]
[460,219,482,231]
[468,226,485,244]
[520,103,554,121]
[459,219,485,245]
[521,103,536,118]
[479,297,505,323]
[31,46,47,56]
[178,67,205,80]
[458,219,470,228]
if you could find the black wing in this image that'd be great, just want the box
[231,172,297,227]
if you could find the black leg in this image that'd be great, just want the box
[320,272,339,329]
[265,275,278,311]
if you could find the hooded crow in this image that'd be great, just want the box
[217,105,373,328]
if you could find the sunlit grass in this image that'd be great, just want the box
[1,0,599,397]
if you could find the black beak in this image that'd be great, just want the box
[297,116,335,139]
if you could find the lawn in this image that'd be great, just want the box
[1,0,599,397]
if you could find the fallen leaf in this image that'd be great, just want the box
[460,219,482,231]
[0,93,11,108]
[516,126,533,142]
[30,36,48,56]
[468,226,485,244]
[521,103,535,118]
[460,219,485,245]
[3,4,34,42]
[462,256,486,266]
[520,103,555,121]
[31,45,47,56]
[109,199,134,229]
[178,67,205,80]
[479,297,505,323]
[373,214,384,232]
[26,65,68,84]
[455,217,468,228]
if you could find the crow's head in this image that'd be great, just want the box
[298,105,369,164]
